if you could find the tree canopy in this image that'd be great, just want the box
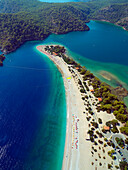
[0,0,127,53]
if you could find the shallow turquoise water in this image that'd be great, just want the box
[0,20,128,170]
[42,20,128,105]
[39,0,89,2]
[39,0,77,2]
[42,21,128,88]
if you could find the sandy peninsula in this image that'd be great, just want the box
[36,45,124,170]
[36,45,94,169]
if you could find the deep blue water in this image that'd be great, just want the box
[43,21,128,66]
[0,20,128,170]
[0,42,66,170]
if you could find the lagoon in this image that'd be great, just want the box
[0,20,128,170]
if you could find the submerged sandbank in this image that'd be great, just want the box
[99,70,124,86]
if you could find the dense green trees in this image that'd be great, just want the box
[0,0,127,53]
[120,127,128,135]
[89,77,128,123]
[45,44,128,136]
[119,161,128,170]
[82,63,128,125]
[45,45,65,55]
[125,138,128,144]
[105,120,119,133]
[0,0,91,53]
[0,0,42,13]
[115,137,124,148]
[91,3,128,30]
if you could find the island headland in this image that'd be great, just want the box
[37,44,128,170]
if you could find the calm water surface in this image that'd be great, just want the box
[39,0,90,2]
[0,21,128,170]
[39,0,83,2]
[0,42,66,170]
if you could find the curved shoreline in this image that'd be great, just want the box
[2,19,128,55]
[36,45,72,170]
[36,45,93,170]
[2,26,89,54]
[93,19,128,31]
[36,45,128,170]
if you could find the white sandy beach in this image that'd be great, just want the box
[37,45,119,170]
[37,45,93,170]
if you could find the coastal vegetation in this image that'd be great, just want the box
[106,120,119,133]
[44,45,128,139]
[92,3,128,30]
[108,149,116,159]
[119,161,128,170]
[115,137,125,148]
[40,44,128,169]
[0,0,90,53]
[0,0,128,54]
[87,79,128,124]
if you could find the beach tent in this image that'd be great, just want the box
[67,77,71,80]
[53,52,58,56]
[98,98,102,102]
[103,126,110,131]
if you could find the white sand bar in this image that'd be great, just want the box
[37,45,93,170]
[37,45,119,170]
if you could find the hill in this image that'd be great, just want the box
[0,1,90,53]
[91,3,128,30]
[0,0,128,54]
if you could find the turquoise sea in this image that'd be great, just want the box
[0,20,128,170]
[39,0,88,2]
[39,0,77,2]
[39,0,90,2]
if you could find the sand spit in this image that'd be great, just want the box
[37,45,123,170]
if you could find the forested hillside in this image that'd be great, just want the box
[0,0,127,53]
[91,3,128,30]
[0,0,43,13]
[0,1,90,53]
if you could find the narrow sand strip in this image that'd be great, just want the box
[36,45,92,170]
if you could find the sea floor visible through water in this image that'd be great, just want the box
[0,20,128,170]
[41,20,128,106]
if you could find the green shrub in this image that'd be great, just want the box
[104,138,107,141]
[115,137,124,148]
[119,161,128,170]
[98,140,103,144]
[120,127,128,135]
[85,95,88,99]
[80,88,85,93]
[115,165,119,169]
[112,156,116,160]
[125,138,128,144]
[111,127,119,133]
[82,97,85,100]
[98,118,102,124]
[91,122,98,128]
[108,164,112,169]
